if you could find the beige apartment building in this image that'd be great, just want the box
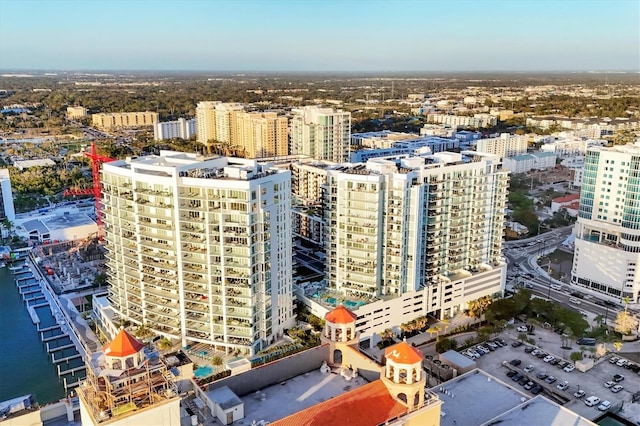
[91,111,159,130]
[195,101,289,158]
[66,106,88,119]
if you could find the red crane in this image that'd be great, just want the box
[63,142,114,239]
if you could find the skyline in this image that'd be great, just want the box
[0,0,639,72]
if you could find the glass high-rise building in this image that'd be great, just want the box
[101,151,294,355]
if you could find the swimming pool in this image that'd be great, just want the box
[194,365,215,379]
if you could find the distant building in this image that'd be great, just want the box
[349,131,458,163]
[153,118,196,141]
[291,106,351,163]
[0,169,15,222]
[502,152,556,174]
[12,158,56,170]
[66,106,88,119]
[476,133,528,158]
[425,113,497,128]
[91,111,159,130]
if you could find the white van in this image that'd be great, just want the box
[550,284,562,291]
[585,396,601,407]
[569,297,581,305]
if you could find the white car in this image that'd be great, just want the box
[574,389,585,398]
[597,400,612,411]
[564,364,575,373]
[516,326,528,332]
[557,381,570,391]
[543,355,555,363]
[611,385,624,393]
[585,396,601,407]
[604,381,615,388]
[524,365,534,373]
[616,358,628,367]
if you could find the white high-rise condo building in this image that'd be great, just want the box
[318,153,508,336]
[0,169,16,222]
[153,118,197,141]
[291,106,351,163]
[101,151,294,355]
[571,143,640,303]
[476,133,528,159]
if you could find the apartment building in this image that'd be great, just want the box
[291,106,351,163]
[476,133,528,158]
[101,152,294,356]
[66,106,88,119]
[0,168,16,222]
[237,111,289,159]
[195,102,288,158]
[571,143,640,303]
[502,152,557,174]
[425,113,497,128]
[91,111,159,130]
[195,101,219,145]
[303,153,508,338]
[153,118,197,141]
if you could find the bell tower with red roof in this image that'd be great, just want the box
[382,340,426,411]
[321,304,359,365]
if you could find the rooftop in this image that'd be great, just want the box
[484,395,596,426]
[434,369,530,426]
[44,213,96,230]
[240,368,369,424]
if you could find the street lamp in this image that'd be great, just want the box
[546,261,552,300]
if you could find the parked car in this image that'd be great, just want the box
[604,381,615,388]
[512,373,523,382]
[524,346,535,353]
[531,349,542,356]
[510,359,522,366]
[536,352,548,359]
[611,385,623,393]
[549,358,560,366]
[524,365,534,373]
[564,364,575,373]
[506,370,517,378]
[616,358,628,367]
[574,389,586,398]
[536,372,548,379]
[524,381,535,390]
[556,381,570,391]
[518,376,529,386]
[585,396,601,407]
[577,337,596,346]
[557,360,568,369]
[531,384,543,394]
[614,374,625,382]
[597,400,612,411]
[544,376,557,384]
[517,326,528,332]
[512,341,523,348]
[609,356,619,364]
[543,355,555,363]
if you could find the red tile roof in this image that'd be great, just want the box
[103,329,145,358]
[272,380,406,426]
[385,341,424,364]
[552,194,580,204]
[325,304,357,325]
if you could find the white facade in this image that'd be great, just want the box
[0,168,16,222]
[322,154,508,318]
[291,106,351,163]
[426,113,497,128]
[572,143,640,302]
[153,118,197,141]
[101,152,295,355]
[476,133,528,158]
[502,152,557,174]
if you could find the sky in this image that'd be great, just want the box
[0,0,638,72]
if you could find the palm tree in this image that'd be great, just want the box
[134,324,153,339]
[156,337,172,352]
[211,355,224,367]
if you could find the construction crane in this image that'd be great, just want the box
[63,142,114,240]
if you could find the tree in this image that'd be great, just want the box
[211,355,224,367]
[614,311,638,336]
[467,295,492,319]
[134,324,153,339]
[435,337,457,353]
[156,337,172,352]
[570,351,583,362]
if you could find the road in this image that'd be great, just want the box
[503,225,625,322]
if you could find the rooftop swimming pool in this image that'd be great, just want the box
[194,365,215,379]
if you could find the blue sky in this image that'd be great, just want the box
[0,0,638,72]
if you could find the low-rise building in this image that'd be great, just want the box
[551,194,580,216]
[92,111,159,130]
[502,152,556,174]
[67,106,88,119]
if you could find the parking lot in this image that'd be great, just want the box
[459,327,640,420]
